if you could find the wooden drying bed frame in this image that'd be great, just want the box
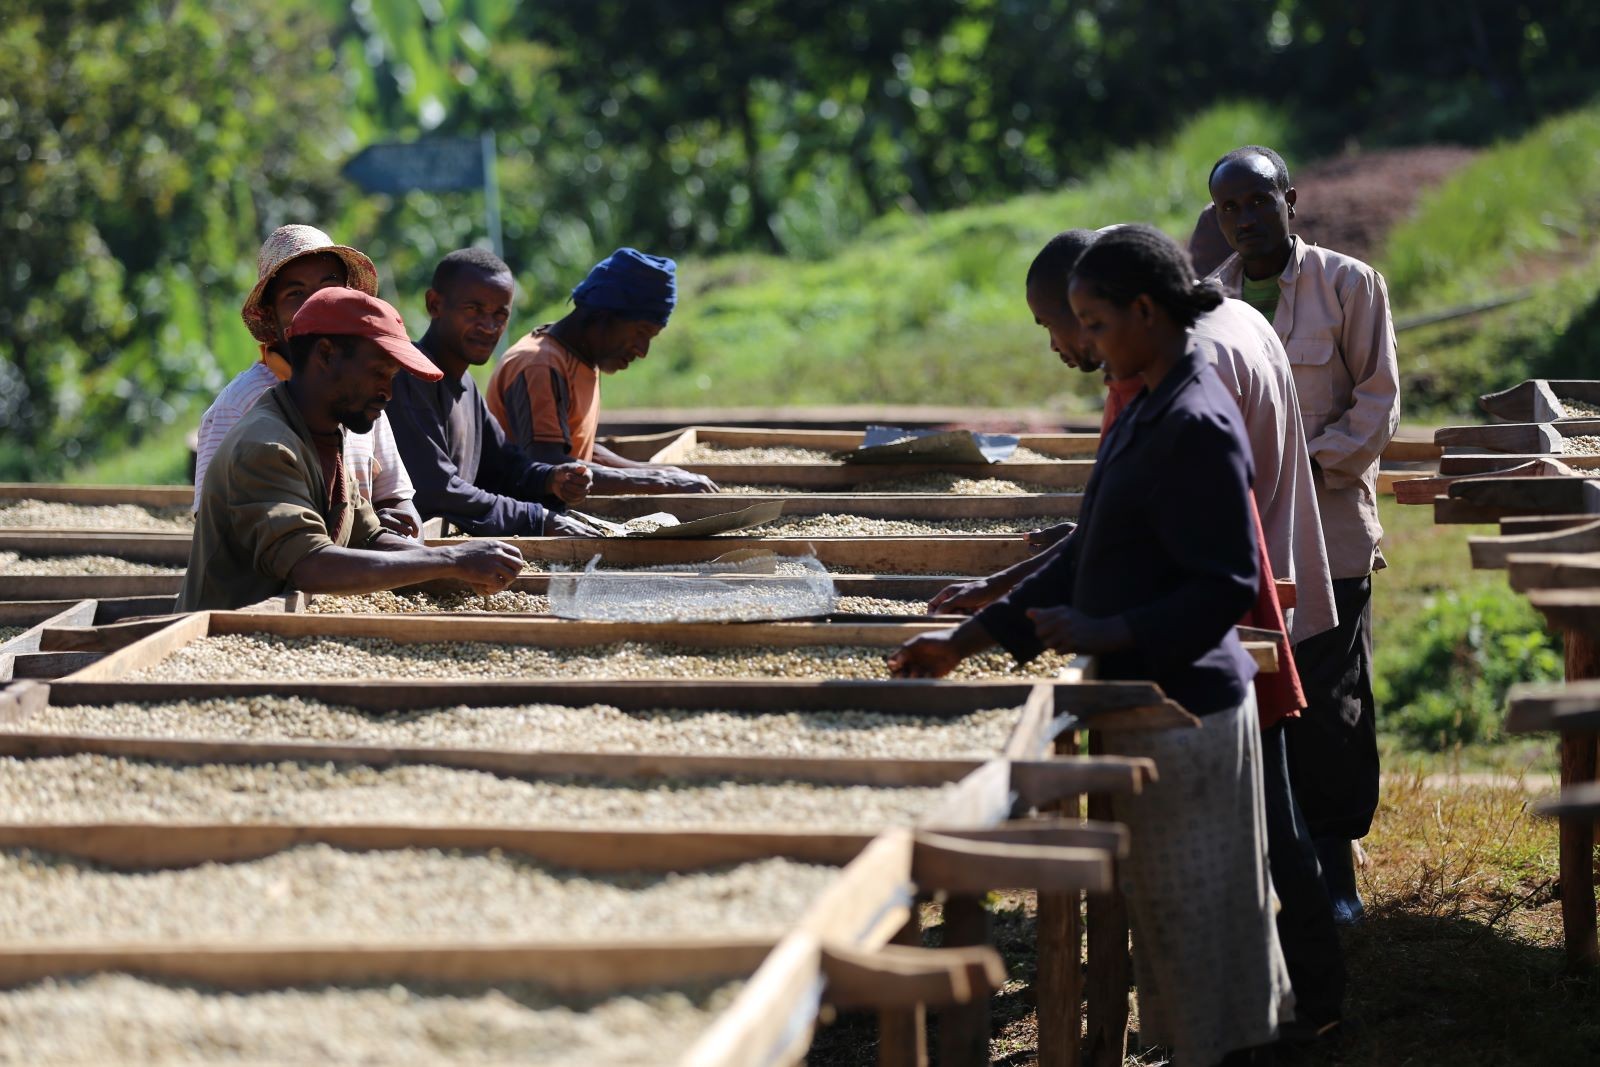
[0,672,1147,1067]
[47,611,1278,683]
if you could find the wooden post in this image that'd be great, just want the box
[1084,731,1130,1067]
[878,908,929,1067]
[1561,632,1600,970]
[937,894,992,1066]
[1036,730,1083,1067]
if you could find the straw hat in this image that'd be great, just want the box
[240,225,379,344]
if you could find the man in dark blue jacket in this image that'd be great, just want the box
[389,249,598,537]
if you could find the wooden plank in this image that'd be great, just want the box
[1560,633,1600,970]
[877,911,930,1067]
[0,531,190,563]
[936,894,993,1066]
[1083,732,1129,1067]
[1471,519,1600,570]
[822,943,1006,1009]
[1434,496,1530,525]
[1498,515,1600,536]
[1528,590,1600,638]
[205,612,950,648]
[0,575,183,601]
[1447,476,1600,514]
[1,600,96,683]
[682,933,824,1067]
[933,818,1128,859]
[1536,781,1600,819]
[10,651,102,680]
[909,832,1111,894]
[1002,684,1056,760]
[0,940,779,995]
[1433,422,1563,454]
[582,493,1083,522]
[0,483,193,507]
[0,680,48,726]
[0,731,997,790]
[1480,380,1560,423]
[1441,452,1600,476]
[1506,553,1600,593]
[1507,680,1600,734]
[1392,460,1568,506]
[0,600,96,628]
[64,611,207,682]
[1009,758,1155,810]
[601,427,693,462]
[799,830,915,948]
[44,678,1045,717]
[37,616,179,653]
[0,822,883,872]
[1478,379,1570,424]
[475,535,1035,575]
[1381,434,1443,462]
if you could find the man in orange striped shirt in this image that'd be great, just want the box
[488,248,716,495]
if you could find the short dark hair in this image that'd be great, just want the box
[1026,230,1098,295]
[284,333,359,375]
[1069,224,1223,329]
[431,247,513,295]
[1209,145,1290,192]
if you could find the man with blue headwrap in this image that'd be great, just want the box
[488,248,718,494]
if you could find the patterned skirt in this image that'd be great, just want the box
[1103,690,1294,1066]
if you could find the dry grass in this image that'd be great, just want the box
[807,775,1594,1065]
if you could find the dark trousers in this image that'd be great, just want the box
[1286,575,1380,841]
[1261,721,1347,1024]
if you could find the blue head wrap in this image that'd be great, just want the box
[571,248,678,326]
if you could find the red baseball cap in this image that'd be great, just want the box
[285,287,443,382]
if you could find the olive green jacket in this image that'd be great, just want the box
[177,383,382,612]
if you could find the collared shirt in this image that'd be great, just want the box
[978,349,1260,716]
[178,383,383,612]
[1189,298,1337,644]
[193,362,414,513]
[486,327,602,462]
[388,349,558,537]
[1210,236,1401,579]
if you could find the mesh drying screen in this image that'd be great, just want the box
[547,552,837,622]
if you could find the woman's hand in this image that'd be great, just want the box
[887,631,970,679]
[1026,607,1133,655]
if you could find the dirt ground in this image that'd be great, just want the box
[1289,146,1478,264]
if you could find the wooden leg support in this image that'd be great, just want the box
[1562,634,1600,971]
[878,909,929,1067]
[1037,729,1084,1067]
[938,894,992,1067]
[1084,732,1130,1066]
[1083,811,1130,1062]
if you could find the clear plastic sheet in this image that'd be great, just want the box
[546,551,837,622]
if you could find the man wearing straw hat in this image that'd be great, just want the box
[178,287,526,612]
[193,225,423,537]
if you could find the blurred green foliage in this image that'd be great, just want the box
[1381,107,1600,308]
[7,0,1600,479]
[1375,587,1564,751]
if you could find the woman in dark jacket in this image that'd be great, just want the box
[890,225,1290,1066]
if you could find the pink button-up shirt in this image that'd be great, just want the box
[1210,237,1401,579]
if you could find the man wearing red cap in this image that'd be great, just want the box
[177,289,526,612]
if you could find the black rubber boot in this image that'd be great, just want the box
[1314,837,1364,926]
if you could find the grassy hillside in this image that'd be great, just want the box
[531,102,1293,415]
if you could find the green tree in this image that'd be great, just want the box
[0,1,348,478]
